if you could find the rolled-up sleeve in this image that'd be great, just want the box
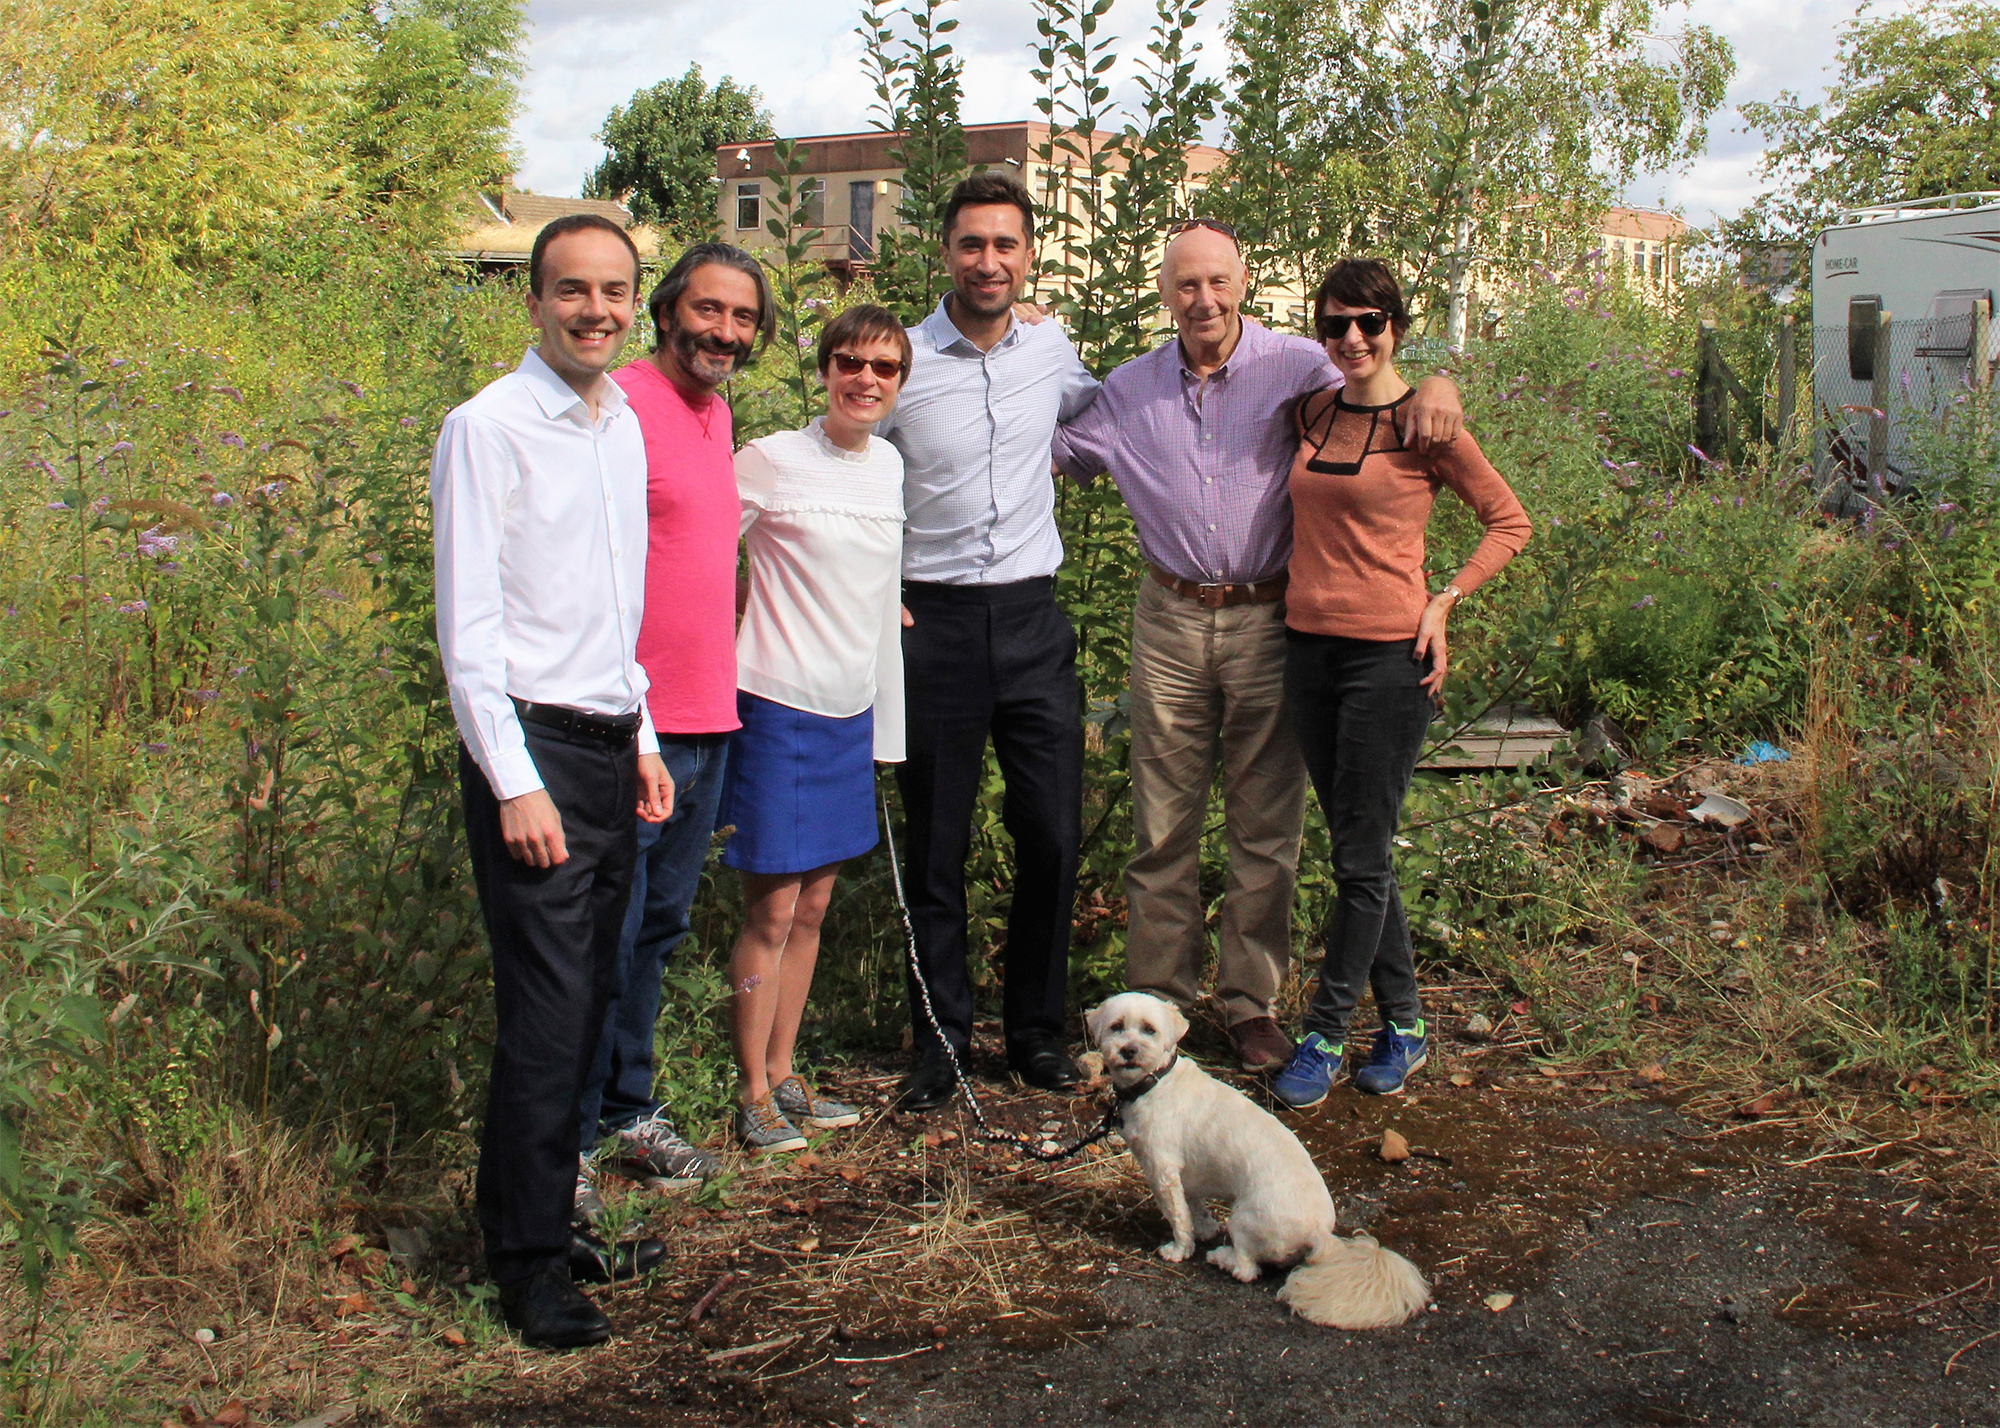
[1051,381,1115,485]
[431,414,542,800]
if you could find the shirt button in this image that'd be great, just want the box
[1208,523,1217,532]
[1205,477,1213,484]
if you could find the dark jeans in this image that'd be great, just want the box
[896,577,1083,1058]
[459,725,637,1286]
[1284,631,1433,1044]
[575,731,729,1150]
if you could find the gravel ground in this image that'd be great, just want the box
[421,1058,2000,1428]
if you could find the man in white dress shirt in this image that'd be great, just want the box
[875,172,1101,1108]
[431,214,674,1349]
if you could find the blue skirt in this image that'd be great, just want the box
[719,692,878,874]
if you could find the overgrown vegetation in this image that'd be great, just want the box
[0,0,1994,1421]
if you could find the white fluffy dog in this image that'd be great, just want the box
[1087,991,1430,1329]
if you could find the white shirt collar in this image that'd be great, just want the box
[517,347,630,422]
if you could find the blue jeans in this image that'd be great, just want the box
[575,732,729,1150]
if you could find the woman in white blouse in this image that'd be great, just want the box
[720,304,910,1153]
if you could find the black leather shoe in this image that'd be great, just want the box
[897,1055,959,1111]
[1009,1040,1081,1092]
[569,1229,667,1285]
[497,1261,611,1350]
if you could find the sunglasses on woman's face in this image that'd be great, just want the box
[830,351,905,380]
[1317,310,1392,340]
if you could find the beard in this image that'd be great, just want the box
[667,321,753,386]
[952,274,1020,319]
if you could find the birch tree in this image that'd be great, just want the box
[1214,0,1733,340]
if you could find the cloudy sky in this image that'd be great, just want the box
[512,0,1903,229]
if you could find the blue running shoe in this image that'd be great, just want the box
[1271,1032,1344,1108]
[1352,1019,1428,1096]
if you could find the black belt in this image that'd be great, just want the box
[511,697,642,746]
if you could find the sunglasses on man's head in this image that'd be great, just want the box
[1317,310,1392,340]
[830,352,905,380]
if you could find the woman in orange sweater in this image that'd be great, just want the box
[1271,259,1531,1108]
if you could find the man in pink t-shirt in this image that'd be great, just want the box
[572,245,776,1220]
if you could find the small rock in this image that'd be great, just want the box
[1484,1292,1515,1312]
[1379,1129,1411,1163]
[1460,1013,1494,1042]
[1719,1303,1744,1324]
[1449,1071,1475,1087]
[794,1237,820,1254]
[383,1225,430,1271]
[1639,822,1684,854]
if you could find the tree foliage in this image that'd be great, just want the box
[858,0,970,323]
[0,0,526,274]
[1033,0,1221,371]
[583,65,774,242]
[0,0,360,274]
[1212,0,1733,340]
[348,0,527,248]
[1740,0,2000,240]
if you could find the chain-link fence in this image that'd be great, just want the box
[1808,316,1993,514]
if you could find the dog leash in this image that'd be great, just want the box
[880,788,1121,1165]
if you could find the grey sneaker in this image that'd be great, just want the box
[573,1154,605,1227]
[734,1094,808,1154]
[612,1109,720,1190]
[773,1075,862,1129]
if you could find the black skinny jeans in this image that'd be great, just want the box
[1284,631,1432,1044]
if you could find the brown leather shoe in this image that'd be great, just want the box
[1230,1016,1295,1073]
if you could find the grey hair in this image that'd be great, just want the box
[647,242,777,352]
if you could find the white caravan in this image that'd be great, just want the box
[1812,192,2000,502]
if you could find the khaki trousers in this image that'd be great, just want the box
[1123,577,1307,1025]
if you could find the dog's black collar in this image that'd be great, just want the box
[1114,1053,1179,1105]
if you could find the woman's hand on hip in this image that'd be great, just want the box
[1414,595,1453,698]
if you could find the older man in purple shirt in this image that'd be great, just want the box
[1053,222,1461,1073]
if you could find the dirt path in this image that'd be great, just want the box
[421,1055,2000,1428]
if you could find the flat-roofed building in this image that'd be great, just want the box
[713,123,1308,314]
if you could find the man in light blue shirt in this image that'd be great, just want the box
[876,172,1101,1108]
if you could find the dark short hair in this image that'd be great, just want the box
[528,214,641,297]
[816,303,913,378]
[942,171,1036,243]
[1314,258,1411,341]
[647,242,777,353]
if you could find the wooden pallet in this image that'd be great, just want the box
[1420,703,1570,770]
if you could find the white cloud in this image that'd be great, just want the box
[515,0,1912,230]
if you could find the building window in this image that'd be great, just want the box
[801,178,824,229]
[735,183,760,231]
[1652,246,1666,281]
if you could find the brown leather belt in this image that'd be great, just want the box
[1149,564,1288,609]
